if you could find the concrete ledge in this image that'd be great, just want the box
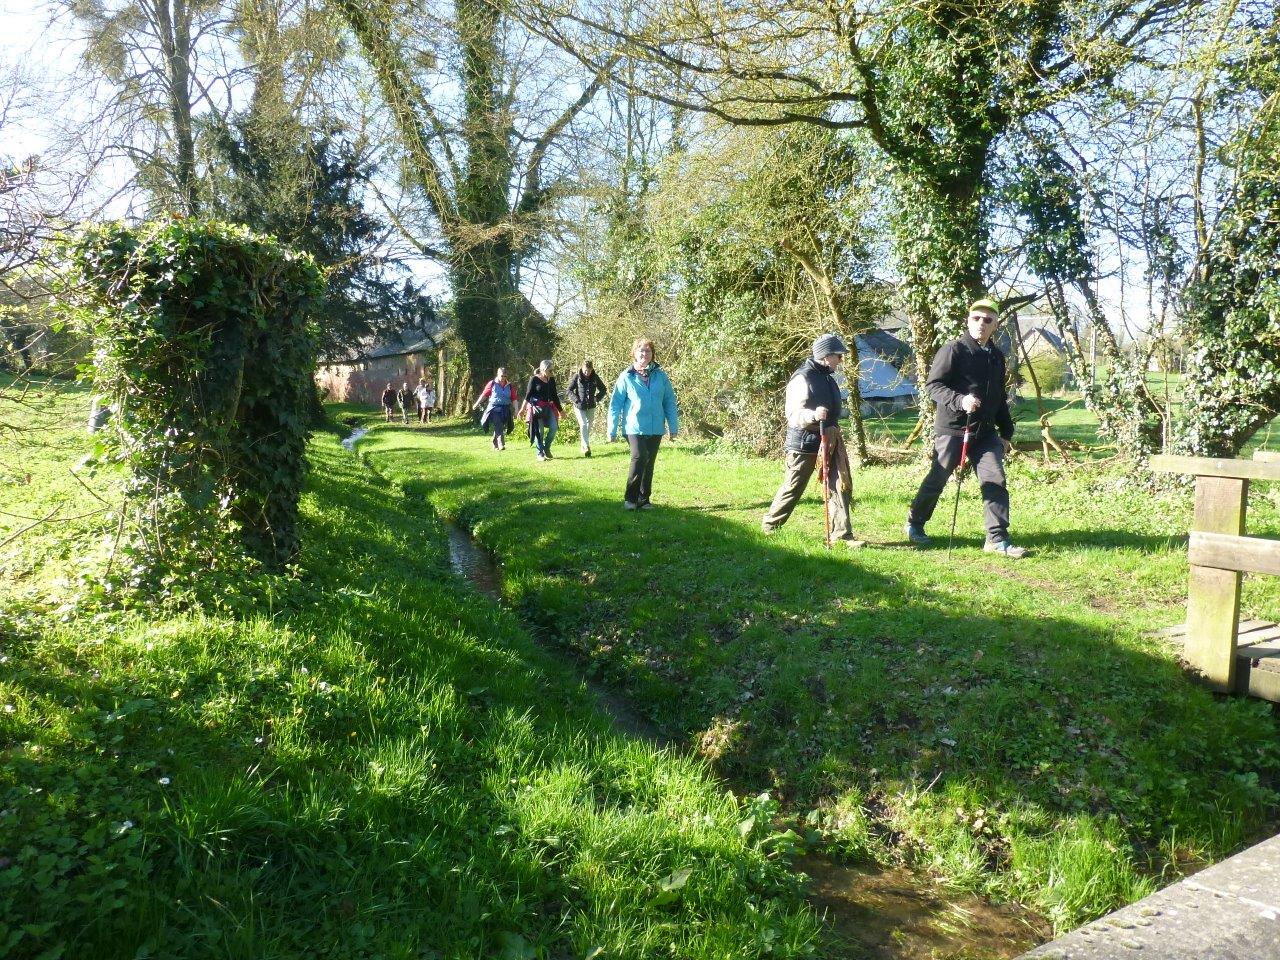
[1021,834,1280,959]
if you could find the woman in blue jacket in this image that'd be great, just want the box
[608,338,679,509]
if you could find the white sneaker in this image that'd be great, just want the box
[984,540,1027,558]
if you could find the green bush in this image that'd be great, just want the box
[57,217,323,581]
[1025,351,1069,394]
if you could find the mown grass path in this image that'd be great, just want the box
[362,414,1280,935]
[0,384,820,959]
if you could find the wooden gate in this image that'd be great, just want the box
[1150,451,1280,701]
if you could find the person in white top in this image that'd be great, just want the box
[415,380,436,424]
[761,333,857,543]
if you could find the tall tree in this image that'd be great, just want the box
[526,0,1194,430]
[1178,6,1280,455]
[204,0,435,360]
[332,0,611,395]
[644,123,883,459]
[68,0,230,212]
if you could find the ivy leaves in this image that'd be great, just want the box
[57,216,324,587]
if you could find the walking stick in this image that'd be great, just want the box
[818,425,832,549]
[946,410,976,557]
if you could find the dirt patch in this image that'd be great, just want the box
[798,852,1049,959]
[973,558,1122,614]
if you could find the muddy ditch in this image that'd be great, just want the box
[442,516,1047,959]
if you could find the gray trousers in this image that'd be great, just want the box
[908,433,1010,542]
[762,451,853,540]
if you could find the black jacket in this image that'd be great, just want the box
[926,334,1015,439]
[567,370,607,409]
[524,375,563,413]
[783,359,842,455]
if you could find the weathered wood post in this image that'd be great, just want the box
[1151,453,1280,691]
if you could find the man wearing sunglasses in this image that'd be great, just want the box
[904,298,1027,558]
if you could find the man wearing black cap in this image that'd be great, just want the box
[904,299,1026,558]
[761,333,860,543]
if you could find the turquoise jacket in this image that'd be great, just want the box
[609,363,679,439]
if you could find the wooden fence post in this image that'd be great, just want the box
[1185,477,1249,690]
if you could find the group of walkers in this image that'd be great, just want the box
[460,299,1027,554]
[473,338,678,510]
[382,379,437,425]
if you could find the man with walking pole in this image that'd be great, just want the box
[762,334,860,546]
[904,299,1027,558]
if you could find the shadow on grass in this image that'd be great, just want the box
[365,422,1280,930]
[3,425,820,959]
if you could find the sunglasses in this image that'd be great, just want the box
[969,315,999,325]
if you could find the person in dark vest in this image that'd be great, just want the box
[381,383,396,421]
[904,297,1026,557]
[761,334,859,543]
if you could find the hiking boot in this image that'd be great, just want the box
[639,501,654,510]
[623,501,638,511]
[984,539,1028,559]
[904,522,931,546]
[583,448,591,457]
[838,536,868,549]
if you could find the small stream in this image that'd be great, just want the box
[340,426,369,451]
[441,520,1045,959]
[341,425,1045,958]
[444,522,667,744]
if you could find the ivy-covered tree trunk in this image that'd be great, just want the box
[1177,176,1280,456]
[336,0,600,398]
[60,218,323,582]
[450,248,519,393]
[892,171,988,443]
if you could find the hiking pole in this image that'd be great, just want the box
[946,409,976,557]
[818,424,832,549]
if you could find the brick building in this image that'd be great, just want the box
[316,329,445,406]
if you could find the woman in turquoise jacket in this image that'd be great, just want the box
[608,338,679,509]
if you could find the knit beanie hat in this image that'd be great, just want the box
[811,333,849,360]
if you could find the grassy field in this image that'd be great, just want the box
[358,408,1280,936]
[0,381,819,959]
[863,396,1104,454]
[864,391,1279,458]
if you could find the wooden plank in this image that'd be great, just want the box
[1254,450,1280,463]
[1151,453,1280,481]
[1235,619,1277,636]
[1184,476,1248,691]
[1236,653,1280,702]
[1188,531,1280,576]
[1152,620,1272,641]
[1237,624,1280,647]
[1238,639,1280,660]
